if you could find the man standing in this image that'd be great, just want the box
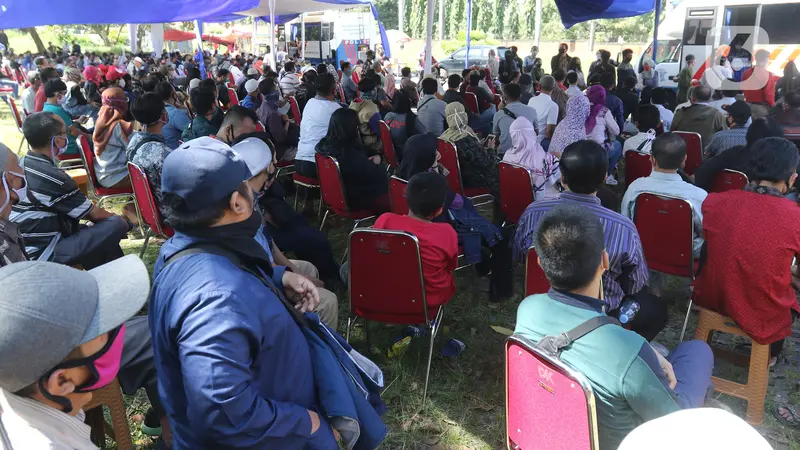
[528,75,559,148]
[214,68,231,109]
[672,85,728,151]
[673,55,695,105]
[617,48,636,89]
[550,43,570,74]
[742,49,778,118]
[523,46,539,73]
[341,62,358,104]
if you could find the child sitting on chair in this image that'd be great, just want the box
[374,172,459,307]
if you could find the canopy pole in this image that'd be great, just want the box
[269,0,277,70]
[129,24,138,53]
[652,0,661,64]
[465,0,471,69]
[399,0,404,32]
[534,0,542,48]
[301,14,306,60]
[424,0,434,75]
[589,21,595,52]
[438,0,444,41]
[194,20,206,79]
[252,19,257,54]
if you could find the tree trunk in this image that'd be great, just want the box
[26,28,46,54]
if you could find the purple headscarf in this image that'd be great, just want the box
[585,85,607,134]
[548,95,591,156]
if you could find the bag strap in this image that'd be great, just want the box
[535,315,620,358]
[417,97,434,111]
[502,107,517,120]
[164,244,309,328]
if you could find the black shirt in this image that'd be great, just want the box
[618,87,639,121]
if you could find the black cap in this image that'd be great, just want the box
[723,100,751,124]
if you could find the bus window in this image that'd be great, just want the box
[683,10,714,46]
[321,23,332,41]
[642,40,681,66]
[722,5,758,46]
[760,3,800,45]
[307,24,321,41]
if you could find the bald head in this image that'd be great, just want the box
[692,85,713,103]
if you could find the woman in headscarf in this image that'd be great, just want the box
[440,102,499,201]
[640,58,658,89]
[585,85,622,185]
[92,87,133,188]
[384,90,426,159]
[548,94,591,157]
[777,61,800,101]
[397,134,511,302]
[482,68,496,95]
[316,108,389,214]
[349,77,383,156]
[503,117,561,201]
[62,67,83,88]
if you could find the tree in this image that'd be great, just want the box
[374,0,399,30]
[24,28,46,54]
[88,24,114,46]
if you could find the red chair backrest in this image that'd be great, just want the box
[127,162,174,238]
[77,135,131,196]
[338,84,346,103]
[8,98,23,131]
[388,176,409,215]
[624,151,651,188]
[506,335,598,450]
[255,121,265,132]
[352,71,360,84]
[525,247,550,296]
[349,228,435,324]
[315,153,350,216]
[378,121,399,168]
[673,131,702,175]
[493,93,502,107]
[227,88,239,106]
[436,138,464,195]
[499,161,534,224]
[464,92,479,114]
[227,72,236,88]
[633,193,695,278]
[289,96,302,125]
[710,169,748,193]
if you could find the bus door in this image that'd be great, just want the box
[721,4,758,81]
[681,7,717,78]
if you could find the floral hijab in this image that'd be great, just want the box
[547,95,590,156]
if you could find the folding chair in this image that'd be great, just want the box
[378,120,399,169]
[347,228,448,406]
[624,151,651,188]
[498,161,533,225]
[128,162,174,259]
[289,96,302,125]
[8,98,27,153]
[436,138,493,207]
[292,172,322,214]
[77,136,133,208]
[632,192,695,340]
[464,92,479,115]
[388,176,409,215]
[227,87,239,107]
[710,169,748,193]
[315,153,376,231]
[227,72,236,88]
[83,378,133,450]
[673,131,702,175]
[506,334,600,450]
[524,247,550,296]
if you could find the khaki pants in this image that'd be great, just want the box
[291,259,339,330]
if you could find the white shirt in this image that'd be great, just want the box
[565,85,582,98]
[654,104,674,131]
[527,93,558,142]
[709,97,736,116]
[587,109,620,145]
[621,171,708,256]
[700,65,734,90]
[0,388,96,450]
[623,129,657,154]
[296,96,342,162]
[20,86,36,116]
[229,65,245,86]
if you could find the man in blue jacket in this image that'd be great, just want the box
[149,137,339,449]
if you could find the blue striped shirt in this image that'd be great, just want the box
[512,191,649,310]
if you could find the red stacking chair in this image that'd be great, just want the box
[127,162,174,259]
[492,93,502,107]
[227,72,236,88]
[292,172,321,214]
[289,96,302,125]
[352,70,360,84]
[77,136,133,208]
[710,169,748,193]
[498,161,533,225]
[227,87,239,107]
[254,121,265,132]
[338,84,346,103]
[275,160,295,179]
[464,92,479,115]
[388,176,408,215]
[506,334,600,450]
[8,98,28,153]
[632,192,695,340]
[378,120,399,169]
[525,247,550,296]
[436,138,493,207]
[624,151,651,188]
[347,228,450,406]
[315,153,376,231]
[673,131,702,175]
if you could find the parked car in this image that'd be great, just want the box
[437,45,499,77]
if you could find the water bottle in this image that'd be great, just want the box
[387,336,412,358]
[618,300,640,325]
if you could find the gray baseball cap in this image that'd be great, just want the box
[0,255,150,392]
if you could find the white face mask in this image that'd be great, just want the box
[57,93,68,106]
[0,171,27,214]
[50,135,68,161]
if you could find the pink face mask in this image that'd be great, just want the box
[50,324,126,393]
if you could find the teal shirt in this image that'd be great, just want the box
[42,103,79,155]
[514,290,679,449]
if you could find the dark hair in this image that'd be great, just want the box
[622,48,634,57]
[421,77,438,95]
[448,74,462,89]
[693,85,712,102]
[747,137,799,183]
[39,67,59,83]
[623,76,636,90]
[635,104,661,131]
[461,68,471,78]
[469,71,481,87]
[651,133,687,170]
[503,82,521,101]
[131,92,165,125]
[651,87,667,105]
[685,54,695,63]
[358,77,376,95]
[302,69,317,84]
[199,78,216,92]
[23,112,64,148]
[161,183,250,231]
[316,63,328,74]
[401,67,411,77]
[407,172,447,218]
[154,81,175,102]
[258,78,277,95]
[341,61,351,71]
[284,61,295,73]
[190,87,216,116]
[746,117,785,148]
[560,140,608,194]
[222,105,259,131]
[44,78,67,98]
[599,50,611,61]
[600,72,616,90]
[141,75,159,93]
[315,72,337,96]
[534,205,605,291]
[69,85,88,106]
[216,68,230,78]
[553,69,566,82]
[325,108,361,145]
[566,72,578,85]
[567,57,582,72]
[785,91,800,108]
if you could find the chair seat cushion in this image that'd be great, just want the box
[465,187,490,197]
[293,173,320,186]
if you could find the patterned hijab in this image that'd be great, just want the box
[548,95,590,156]
[440,102,478,143]
[92,87,133,156]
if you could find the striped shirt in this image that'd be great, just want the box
[9,152,93,261]
[512,191,649,310]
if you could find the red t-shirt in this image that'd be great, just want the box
[374,213,458,307]
[692,190,800,344]
[34,85,46,113]
[742,67,778,107]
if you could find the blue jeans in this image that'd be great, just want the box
[669,340,714,408]
[608,140,623,175]
[477,105,496,136]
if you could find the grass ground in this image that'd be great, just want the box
[3,101,800,449]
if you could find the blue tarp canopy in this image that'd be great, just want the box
[554,0,657,28]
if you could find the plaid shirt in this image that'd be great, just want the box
[0,219,28,267]
[512,191,649,310]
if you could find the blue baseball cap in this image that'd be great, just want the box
[162,137,253,212]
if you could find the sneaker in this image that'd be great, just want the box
[605,174,618,186]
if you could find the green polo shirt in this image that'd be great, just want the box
[514,290,679,449]
[42,103,79,156]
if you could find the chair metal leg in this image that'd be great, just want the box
[423,307,445,408]
[319,209,330,231]
[138,228,153,260]
[679,299,693,342]
[17,136,24,153]
[345,316,354,342]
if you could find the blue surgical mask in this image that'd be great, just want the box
[57,93,68,106]
[50,135,68,161]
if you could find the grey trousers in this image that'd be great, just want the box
[53,216,128,270]
[119,316,165,417]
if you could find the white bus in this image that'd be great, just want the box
[638,0,800,89]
